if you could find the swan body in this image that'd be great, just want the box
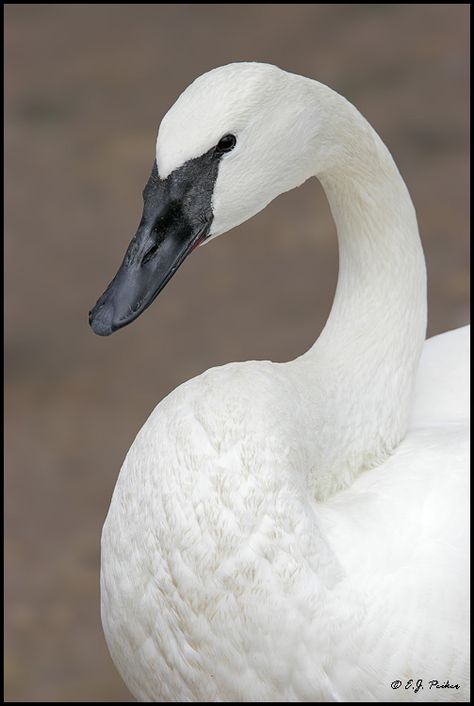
[93,64,469,701]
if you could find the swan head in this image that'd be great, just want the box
[90,62,325,336]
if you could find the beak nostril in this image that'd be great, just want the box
[142,243,160,265]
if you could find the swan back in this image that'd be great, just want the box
[410,325,470,428]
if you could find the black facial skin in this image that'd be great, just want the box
[89,143,228,336]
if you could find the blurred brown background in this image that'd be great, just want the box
[4,4,469,702]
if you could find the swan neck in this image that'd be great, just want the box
[296,95,427,497]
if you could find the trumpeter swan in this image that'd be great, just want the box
[89,63,469,702]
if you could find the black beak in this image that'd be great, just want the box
[89,154,218,336]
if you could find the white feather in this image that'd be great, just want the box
[101,63,469,702]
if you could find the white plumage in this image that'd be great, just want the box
[99,63,469,702]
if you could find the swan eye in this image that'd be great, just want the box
[216,134,236,153]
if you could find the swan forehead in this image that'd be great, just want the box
[156,63,286,179]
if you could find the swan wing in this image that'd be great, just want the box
[410,325,470,428]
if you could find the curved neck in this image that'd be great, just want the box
[293,90,427,499]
